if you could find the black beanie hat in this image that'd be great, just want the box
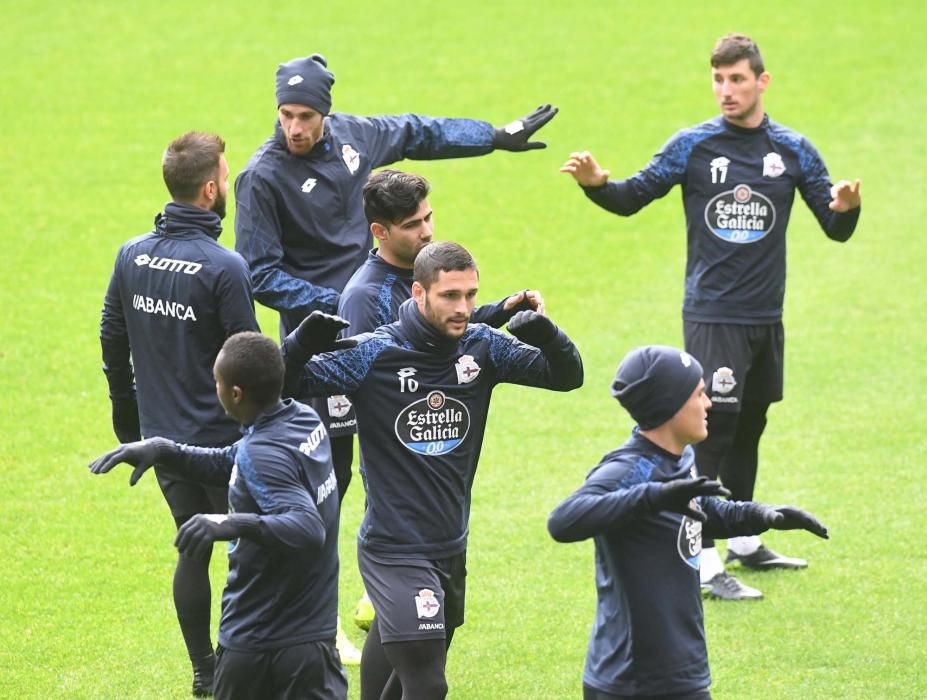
[611,345,704,430]
[275,53,335,115]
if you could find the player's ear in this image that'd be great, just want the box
[231,385,244,405]
[757,71,770,94]
[371,222,389,242]
[412,280,426,307]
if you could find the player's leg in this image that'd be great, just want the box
[325,430,363,665]
[269,640,348,700]
[330,434,354,503]
[358,550,455,699]
[684,322,762,601]
[213,645,269,699]
[156,471,226,695]
[724,324,805,570]
[381,639,448,700]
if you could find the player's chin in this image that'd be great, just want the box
[444,319,468,338]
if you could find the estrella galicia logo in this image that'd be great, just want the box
[677,514,702,570]
[704,183,776,244]
[395,390,470,456]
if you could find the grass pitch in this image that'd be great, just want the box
[1,1,925,698]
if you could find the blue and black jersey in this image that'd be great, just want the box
[163,399,341,652]
[234,114,495,336]
[582,115,860,323]
[330,250,528,436]
[548,429,775,697]
[284,299,583,559]
[100,202,259,445]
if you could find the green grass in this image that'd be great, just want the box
[2,1,925,697]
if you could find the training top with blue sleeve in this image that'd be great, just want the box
[283,299,583,559]
[581,115,860,324]
[329,249,530,437]
[100,202,259,445]
[547,429,773,697]
[234,114,494,336]
[161,399,341,652]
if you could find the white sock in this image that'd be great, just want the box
[728,535,762,556]
[700,547,724,583]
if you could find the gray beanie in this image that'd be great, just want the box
[611,345,704,429]
[275,53,335,114]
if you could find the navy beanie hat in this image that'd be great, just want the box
[275,53,335,115]
[611,345,704,430]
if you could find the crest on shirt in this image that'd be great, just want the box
[709,156,730,184]
[455,355,481,384]
[763,152,786,178]
[342,144,360,174]
[415,589,441,619]
[677,515,702,570]
[711,367,737,395]
[327,395,352,418]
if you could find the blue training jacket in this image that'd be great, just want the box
[100,202,259,445]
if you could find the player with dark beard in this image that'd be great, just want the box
[100,132,259,695]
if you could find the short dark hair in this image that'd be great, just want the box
[162,131,225,202]
[216,332,283,406]
[413,241,478,289]
[710,33,765,76]
[363,169,431,226]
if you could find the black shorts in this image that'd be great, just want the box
[214,640,347,700]
[307,395,357,438]
[683,321,784,413]
[154,467,227,521]
[358,548,467,643]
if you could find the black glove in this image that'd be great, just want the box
[88,437,173,486]
[506,310,559,347]
[111,395,141,443]
[652,476,731,522]
[755,505,829,539]
[293,311,358,356]
[175,513,260,560]
[492,104,558,151]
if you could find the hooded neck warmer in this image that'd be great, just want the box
[155,201,223,241]
[397,298,462,355]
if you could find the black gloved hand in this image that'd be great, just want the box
[506,310,559,347]
[756,505,829,539]
[293,311,358,356]
[111,396,141,443]
[492,104,558,151]
[652,476,731,522]
[88,437,173,486]
[175,513,260,560]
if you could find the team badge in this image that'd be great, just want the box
[415,589,441,619]
[709,156,730,184]
[711,367,737,394]
[763,152,786,178]
[327,395,352,418]
[677,515,702,570]
[287,74,304,86]
[342,144,360,174]
[455,355,481,384]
